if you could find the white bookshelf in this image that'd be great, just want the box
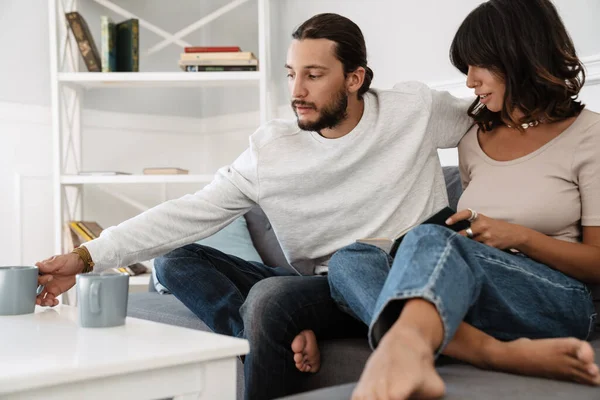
[48,0,274,285]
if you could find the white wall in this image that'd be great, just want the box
[0,103,54,265]
[0,0,599,265]
[0,1,51,106]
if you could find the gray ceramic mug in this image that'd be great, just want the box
[76,273,129,328]
[0,266,44,316]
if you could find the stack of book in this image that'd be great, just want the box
[179,46,258,72]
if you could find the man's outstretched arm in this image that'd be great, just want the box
[36,143,261,306]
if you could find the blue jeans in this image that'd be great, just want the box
[329,224,597,355]
[154,244,366,400]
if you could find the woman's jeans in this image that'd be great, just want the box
[328,224,597,354]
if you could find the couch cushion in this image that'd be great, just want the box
[295,337,371,392]
[197,216,263,263]
[128,291,213,330]
[279,338,600,400]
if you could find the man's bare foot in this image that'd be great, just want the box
[291,330,321,373]
[352,327,445,400]
[484,337,600,385]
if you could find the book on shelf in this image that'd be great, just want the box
[64,223,83,251]
[100,16,116,72]
[179,59,258,67]
[180,51,256,61]
[65,12,102,72]
[68,221,99,242]
[183,65,257,72]
[78,171,131,176]
[178,48,257,72]
[184,46,241,53]
[143,167,189,175]
[116,18,139,72]
[66,220,148,276]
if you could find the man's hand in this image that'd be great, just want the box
[446,210,529,250]
[35,253,85,307]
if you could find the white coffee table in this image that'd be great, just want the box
[0,305,249,400]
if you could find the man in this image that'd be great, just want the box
[36,13,471,400]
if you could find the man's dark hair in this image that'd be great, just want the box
[450,0,585,131]
[292,13,374,99]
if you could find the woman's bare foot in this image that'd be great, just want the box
[291,330,321,373]
[484,337,600,385]
[352,327,445,400]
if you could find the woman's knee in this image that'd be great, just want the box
[398,224,459,252]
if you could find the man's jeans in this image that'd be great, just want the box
[153,244,366,400]
[329,224,597,354]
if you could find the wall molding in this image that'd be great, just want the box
[428,53,600,99]
[582,54,600,86]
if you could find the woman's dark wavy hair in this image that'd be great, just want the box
[292,13,374,99]
[450,0,585,131]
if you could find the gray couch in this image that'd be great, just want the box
[127,166,600,400]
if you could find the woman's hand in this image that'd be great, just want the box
[446,209,529,250]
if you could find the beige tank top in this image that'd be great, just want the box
[457,109,600,243]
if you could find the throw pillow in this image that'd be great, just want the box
[152,216,263,293]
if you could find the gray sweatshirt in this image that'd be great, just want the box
[85,81,472,275]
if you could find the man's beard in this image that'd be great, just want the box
[292,87,349,133]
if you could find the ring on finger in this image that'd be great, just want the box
[467,208,479,222]
[466,227,474,239]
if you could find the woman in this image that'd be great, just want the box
[292,0,600,398]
